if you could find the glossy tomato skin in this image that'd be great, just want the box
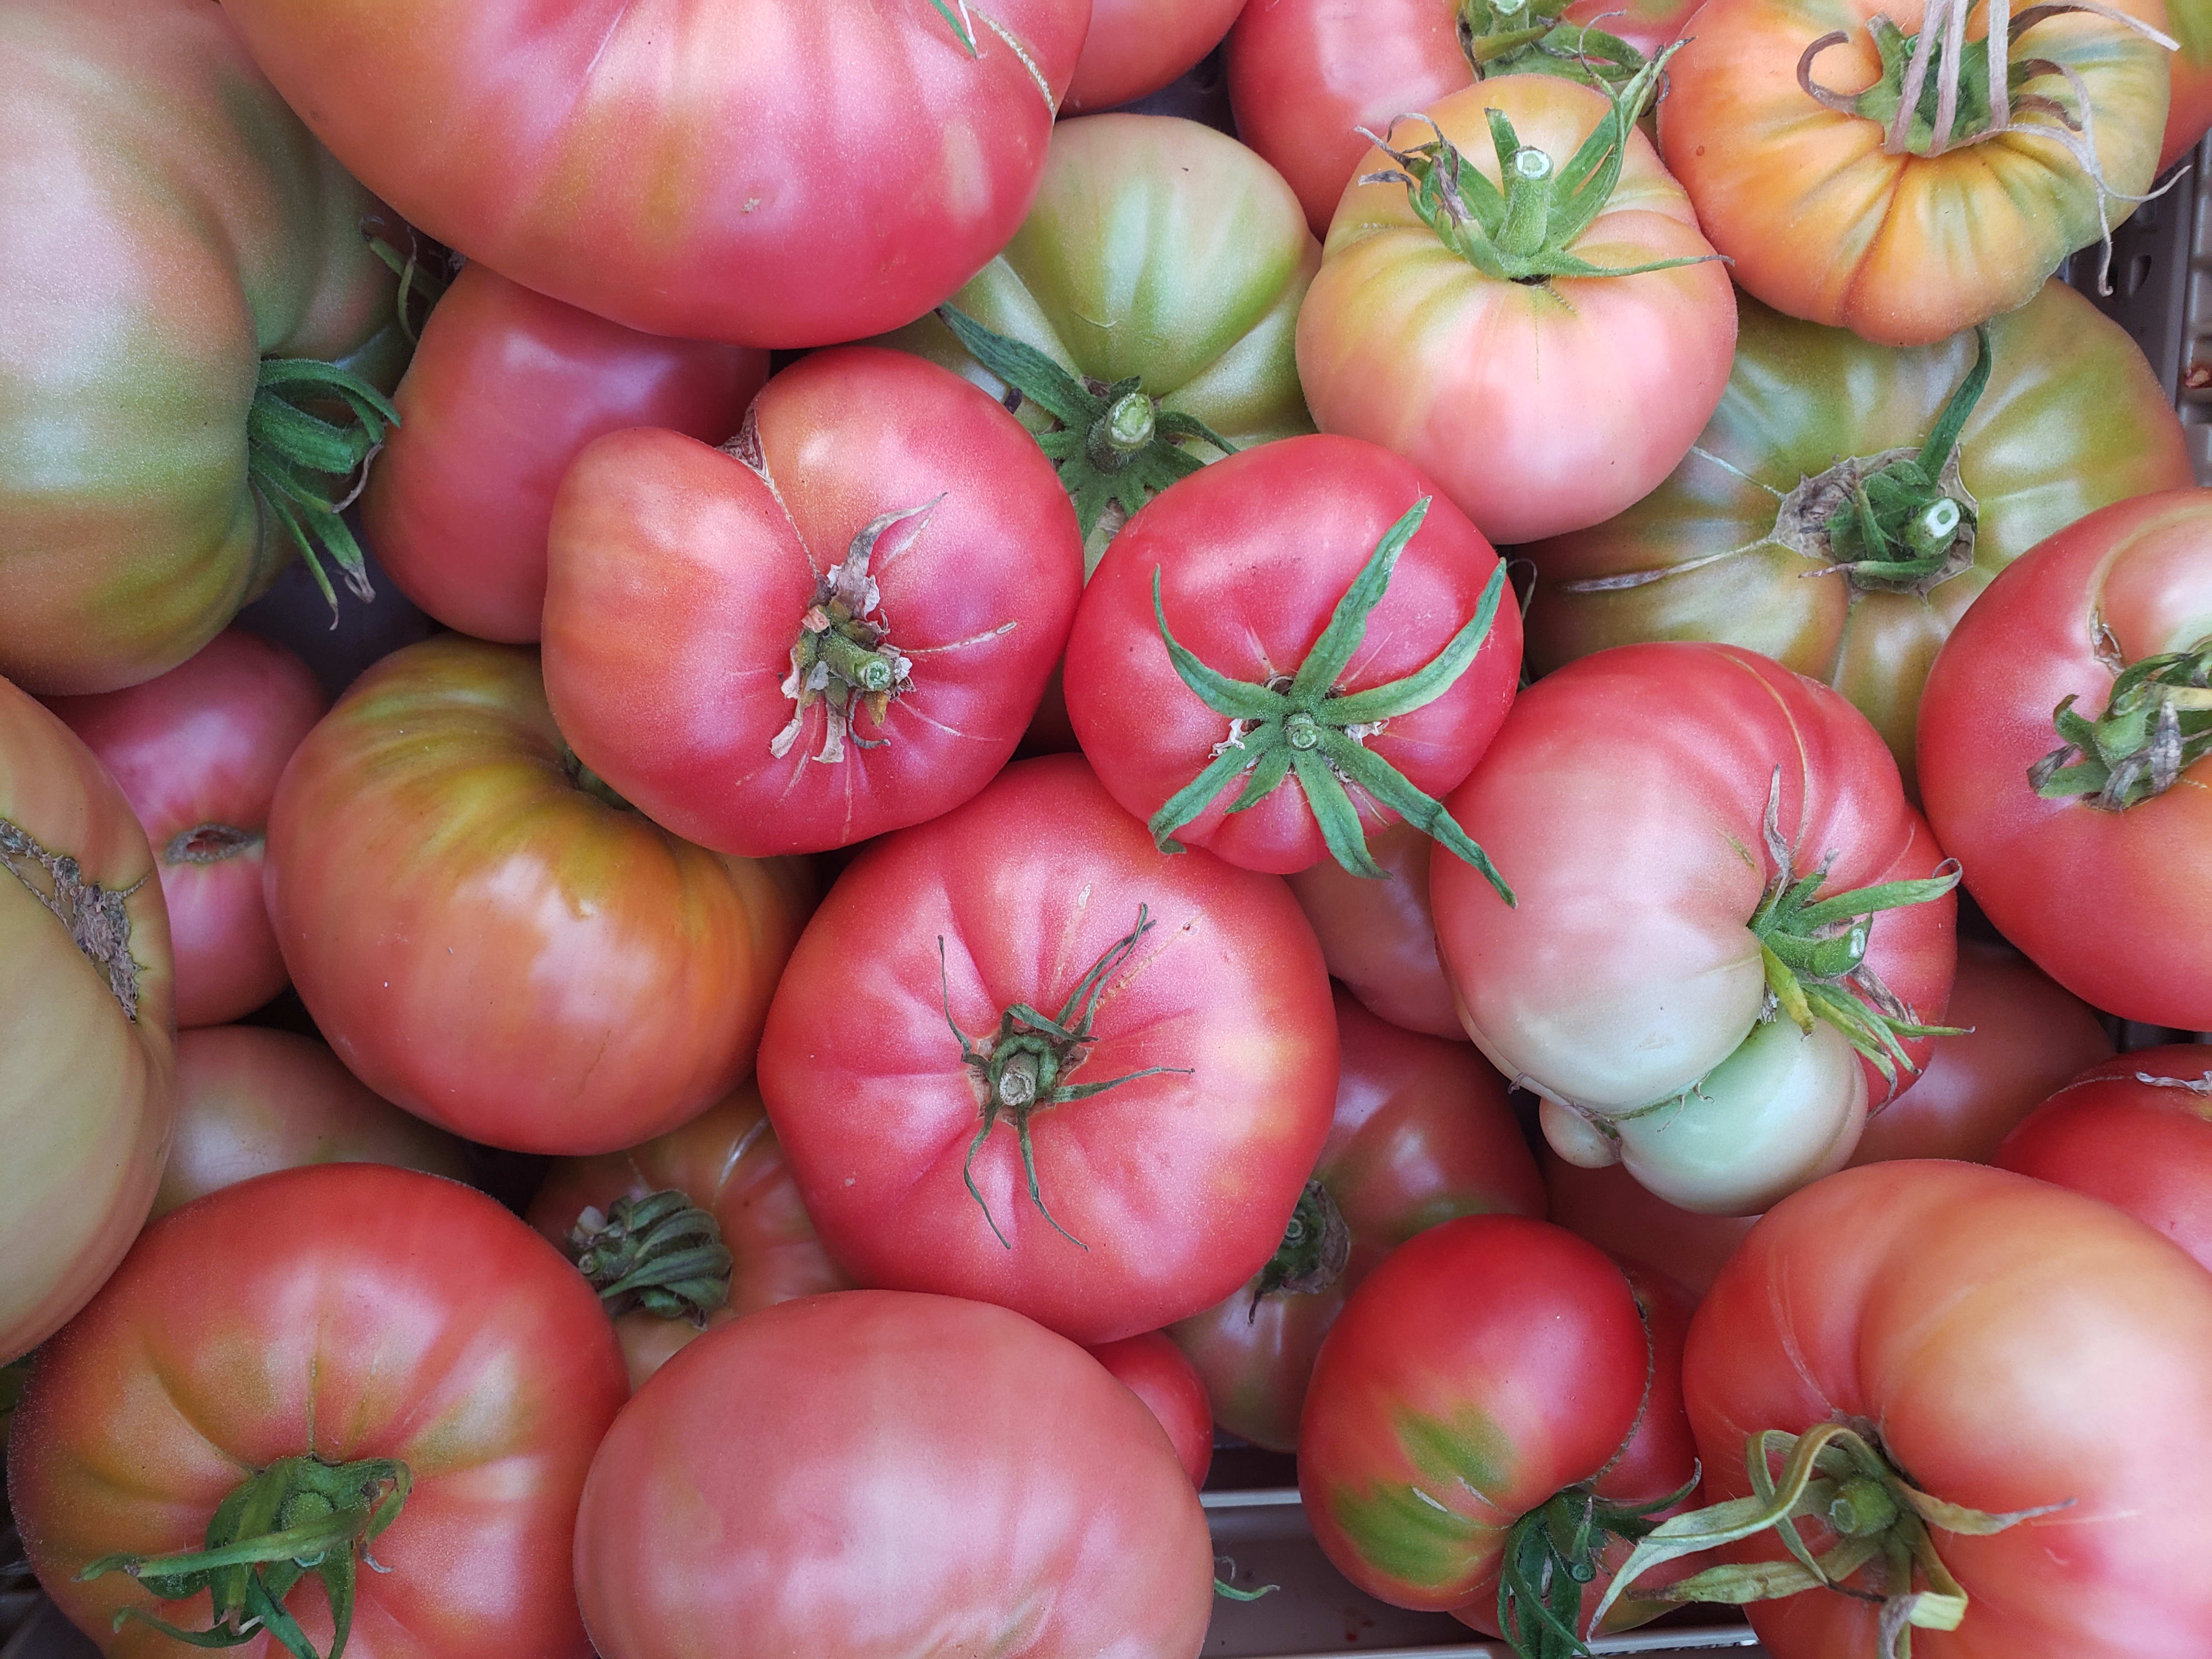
[8,1164,628,1659]
[1087,1332,1215,1486]
[1434,643,1957,1215]
[154,1025,471,1220]
[1523,284,2192,792]
[1,675,176,1364]
[544,347,1083,857]
[573,1290,1215,1659]
[362,263,768,644]
[1172,990,1543,1449]
[264,636,813,1155]
[1298,77,1736,545]
[527,1081,854,1391]
[47,629,326,1028]
[757,754,1338,1345]
[2163,16,2212,168]
[1918,489,2212,1028]
[1541,1152,1759,1300]
[1683,1161,2212,1656]
[1065,435,1519,874]
[1286,819,1463,1038]
[1,0,405,695]
[1064,0,1249,110]
[216,0,1089,348]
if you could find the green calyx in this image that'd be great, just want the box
[248,357,400,625]
[1592,1420,2068,1659]
[78,1455,411,1659]
[1359,44,1724,285]
[2030,631,2212,811]
[939,905,1194,1251]
[1455,0,1646,89]
[359,219,451,346]
[927,0,979,54]
[566,1189,734,1325]
[769,496,936,764]
[1746,771,1962,1097]
[935,305,1240,541]
[1497,1475,1700,1659]
[1150,498,1516,898]
[1248,1181,1352,1318]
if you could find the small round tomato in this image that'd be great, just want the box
[1086,1332,1215,1486]
[1541,1152,1759,1300]
[1063,0,1249,111]
[1286,819,1462,1039]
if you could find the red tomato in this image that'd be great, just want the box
[215,0,1091,348]
[572,1290,1215,1659]
[1172,989,1542,1449]
[1918,488,2212,1029]
[1064,0,1249,111]
[756,754,1338,1345]
[1541,1153,1759,1301]
[1285,819,1463,1038]
[154,1025,471,1220]
[1434,643,1959,1215]
[7,1164,628,1659]
[2163,29,2212,168]
[544,347,1082,857]
[362,263,766,644]
[46,628,324,1028]
[1086,1332,1215,1486]
[264,636,814,1155]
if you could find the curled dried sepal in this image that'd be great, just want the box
[566,1190,734,1325]
[248,357,400,624]
[2029,631,2212,810]
[1456,0,1648,89]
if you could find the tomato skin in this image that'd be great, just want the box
[264,636,814,1155]
[46,629,325,1028]
[215,0,1090,348]
[1,675,176,1365]
[1541,1152,1760,1300]
[8,1164,627,1659]
[1087,1333,1215,1486]
[1064,0,1249,111]
[543,347,1083,857]
[756,754,1338,1345]
[572,1290,1215,1659]
[1917,489,2212,1029]
[362,263,767,645]
[1683,1160,2212,1656]
[1286,820,1462,1039]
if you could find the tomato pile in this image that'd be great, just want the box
[4,2,2211,1657]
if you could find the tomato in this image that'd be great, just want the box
[1,675,174,1365]
[264,636,813,1155]
[1523,282,2191,792]
[1598,1161,2212,1656]
[7,1164,627,1659]
[1298,1216,1696,1646]
[573,1290,1215,1659]
[526,1082,853,1392]
[542,347,1082,859]
[1434,643,1959,1215]
[2,0,409,695]
[216,0,1090,348]
[1170,989,1542,1451]
[2162,15,2212,168]
[1541,1153,1760,1301]
[362,263,767,645]
[1918,488,2212,1029]
[46,629,325,1028]
[756,754,1337,1345]
[1286,820,1462,1039]
[1086,1333,1215,1486]
[1658,0,2169,346]
[1064,0,1249,111]
[1996,1045,2212,1269]
[1297,71,1737,545]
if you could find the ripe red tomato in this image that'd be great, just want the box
[1063,0,1249,111]
[1918,488,2212,1029]
[46,628,325,1028]
[757,754,1338,1345]
[362,263,767,644]
[7,1163,628,1659]
[572,1290,1216,1659]
[1086,1332,1215,1486]
[1541,1152,1760,1300]
[543,347,1082,857]
[1286,820,1463,1039]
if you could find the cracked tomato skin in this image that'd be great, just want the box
[543,346,1082,859]
[215,0,1092,348]
[755,753,1338,1345]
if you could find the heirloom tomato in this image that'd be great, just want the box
[1064,0,1249,111]
[1,675,174,1365]
[264,637,812,1155]
[1171,989,1542,1451]
[1599,1162,2212,1657]
[1286,820,1462,1039]
[363,263,768,644]
[1087,1332,1215,1486]
[1434,644,1959,1215]
[48,628,326,1027]
[1297,69,1736,544]
[1917,489,2212,1029]
[573,1291,1215,1659]
[2,0,408,694]
[1541,1153,1759,1300]
[756,754,1337,1345]
[2161,7,2212,167]
[8,1164,628,1659]
[216,0,1090,348]
[543,347,1082,857]
[1524,283,2191,792]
